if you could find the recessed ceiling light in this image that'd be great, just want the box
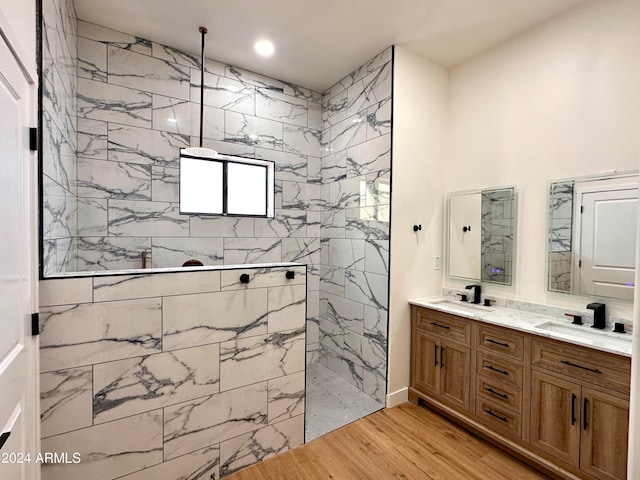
[254,39,275,57]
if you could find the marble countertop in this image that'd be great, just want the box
[410,296,632,357]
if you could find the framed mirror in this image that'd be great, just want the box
[547,171,638,300]
[447,186,516,286]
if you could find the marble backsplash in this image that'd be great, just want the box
[39,264,306,479]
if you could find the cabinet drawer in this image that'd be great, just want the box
[477,351,523,389]
[476,397,522,439]
[476,376,521,412]
[476,324,524,360]
[532,339,631,394]
[415,307,471,344]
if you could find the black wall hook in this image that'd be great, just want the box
[286,271,295,280]
[413,224,422,232]
[240,273,250,284]
[463,225,471,232]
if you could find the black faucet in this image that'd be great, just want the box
[586,303,606,329]
[465,284,481,304]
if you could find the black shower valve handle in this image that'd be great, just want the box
[286,270,295,280]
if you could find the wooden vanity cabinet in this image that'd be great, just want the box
[410,305,631,480]
[530,338,630,480]
[411,308,471,412]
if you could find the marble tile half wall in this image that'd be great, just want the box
[39,265,306,480]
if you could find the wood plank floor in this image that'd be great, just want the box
[225,402,549,480]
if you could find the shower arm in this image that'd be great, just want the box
[198,26,207,147]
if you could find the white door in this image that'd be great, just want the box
[0,32,39,480]
[448,192,481,280]
[578,187,638,300]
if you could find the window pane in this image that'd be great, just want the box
[227,162,267,215]
[180,157,223,214]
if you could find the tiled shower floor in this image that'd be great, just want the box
[305,362,384,442]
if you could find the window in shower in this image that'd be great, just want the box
[180,154,275,217]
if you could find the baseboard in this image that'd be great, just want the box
[386,387,408,407]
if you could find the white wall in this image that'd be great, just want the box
[445,0,640,319]
[0,0,37,76]
[387,47,448,406]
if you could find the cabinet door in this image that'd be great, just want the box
[580,388,629,480]
[530,371,581,467]
[440,339,471,411]
[412,330,440,396]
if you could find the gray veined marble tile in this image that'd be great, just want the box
[93,344,220,424]
[255,210,307,238]
[327,294,365,335]
[108,199,190,237]
[78,20,152,55]
[255,148,308,183]
[41,410,163,480]
[220,415,304,477]
[219,328,305,391]
[306,210,322,238]
[346,134,390,179]
[226,65,284,92]
[281,237,320,264]
[93,270,221,302]
[190,136,256,158]
[152,43,200,69]
[225,111,283,150]
[39,277,93,307]
[76,236,151,271]
[42,183,77,241]
[78,78,152,128]
[318,319,345,359]
[78,158,151,200]
[267,372,305,425]
[345,206,390,240]
[162,288,268,351]
[308,101,322,131]
[328,239,365,270]
[223,238,283,264]
[190,216,255,238]
[281,181,308,210]
[256,88,308,127]
[364,305,388,342]
[307,156,322,184]
[329,176,362,210]
[321,150,348,183]
[151,237,224,268]
[77,118,108,159]
[283,83,321,102]
[345,270,388,310]
[78,37,107,82]
[192,70,255,115]
[283,125,322,157]
[77,197,108,236]
[323,88,349,128]
[267,285,306,332]
[152,94,224,140]
[163,382,268,460]
[39,298,162,373]
[366,97,392,139]
[363,369,386,404]
[151,165,179,203]
[116,445,220,480]
[328,112,368,153]
[40,366,93,438]
[108,123,189,166]
[321,208,346,239]
[347,61,392,117]
[364,169,391,207]
[364,239,389,275]
[108,46,191,100]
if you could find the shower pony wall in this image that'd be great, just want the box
[41,0,391,409]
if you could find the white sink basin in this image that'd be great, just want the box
[428,298,491,317]
[534,321,631,349]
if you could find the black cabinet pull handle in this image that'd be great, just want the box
[485,387,508,399]
[240,273,250,284]
[434,344,438,367]
[440,346,445,369]
[486,338,510,348]
[485,365,509,375]
[286,270,295,280]
[0,431,10,451]
[484,409,508,423]
[571,393,577,426]
[430,322,450,330]
[561,360,602,374]
[583,397,589,430]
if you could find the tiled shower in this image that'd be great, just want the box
[40,0,392,476]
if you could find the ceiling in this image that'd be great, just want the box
[75,0,590,93]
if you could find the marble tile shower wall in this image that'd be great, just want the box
[41,0,79,274]
[548,182,574,292]
[317,48,392,404]
[39,265,306,480]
